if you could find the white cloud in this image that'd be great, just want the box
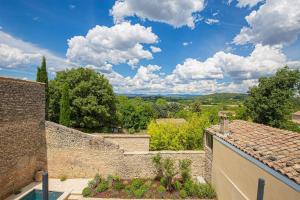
[111,44,300,94]
[110,0,205,29]
[205,18,219,25]
[150,46,161,53]
[183,42,192,46]
[236,0,264,8]
[233,0,300,45]
[0,31,70,71]
[66,22,158,68]
[0,26,2,30]
[69,4,76,9]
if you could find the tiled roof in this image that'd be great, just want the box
[206,120,300,184]
[293,111,300,116]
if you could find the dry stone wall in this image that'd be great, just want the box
[46,122,205,179]
[0,77,47,200]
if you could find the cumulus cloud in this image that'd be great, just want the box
[150,46,161,53]
[183,42,192,46]
[66,22,159,68]
[110,0,205,28]
[233,0,300,46]
[0,31,70,71]
[111,44,300,94]
[236,0,264,8]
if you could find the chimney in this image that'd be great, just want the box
[218,111,230,136]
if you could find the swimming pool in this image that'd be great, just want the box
[20,189,63,200]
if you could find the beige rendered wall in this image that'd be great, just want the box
[212,138,300,200]
[0,77,47,200]
[101,134,150,151]
[46,121,204,179]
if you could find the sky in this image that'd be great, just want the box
[0,0,300,94]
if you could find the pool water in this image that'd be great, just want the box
[20,190,63,200]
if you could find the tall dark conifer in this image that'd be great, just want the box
[36,56,49,119]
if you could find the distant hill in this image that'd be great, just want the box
[118,93,247,104]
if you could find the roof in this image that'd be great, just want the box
[293,111,300,116]
[206,120,300,184]
[156,118,187,125]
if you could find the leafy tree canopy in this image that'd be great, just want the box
[245,67,300,131]
[49,68,117,130]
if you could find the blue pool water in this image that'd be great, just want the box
[20,190,63,200]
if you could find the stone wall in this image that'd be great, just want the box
[46,122,204,179]
[204,131,213,183]
[0,77,47,200]
[100,134,150,151]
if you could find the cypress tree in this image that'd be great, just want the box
[36,56,49,120]
[59,84,71,126]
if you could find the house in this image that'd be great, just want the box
[292,111,300,125]
[204,115,300,200]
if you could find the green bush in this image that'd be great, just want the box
[88,180,97,189]
[179,159,192,183]
[194,184,216,198]
[82,187,92,197]
[160,177,167,187]
[179,189,187,198]
[133,188,146,198]
[96,181,109,193]
[172,180,182,191]
[157,185,166,194]
[152,153,163,180]
[131,178,143,189]
[163,158,177,191]
[183,180,196,196]
[114,181,125,191]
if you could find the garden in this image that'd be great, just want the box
[81,154,216,199]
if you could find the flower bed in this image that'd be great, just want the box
[82,154,216,199]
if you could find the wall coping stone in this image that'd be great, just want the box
[99,134,150,138]
[124,150,205,155]
[0,76,45,85]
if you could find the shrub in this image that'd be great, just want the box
[172,180,182,191]
[59,175,67,182]
[160,177,167,187]
[179,189,187,198]
[194,184,216,198]
[157,185,166,195]
[163,158,177,191]
[179,159,192,183]
[183,180,196,196]
[82,187,92,197]
[96,181,109,193]
[88,180,97,189]
[94,173,101,185]
[152,153,163,180]
[133,188,146,198]
[131,178,143,189]
[114,181,125,191]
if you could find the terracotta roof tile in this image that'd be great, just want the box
[206,120,300,185]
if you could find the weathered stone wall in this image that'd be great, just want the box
[204,131,213,183]
[46,122,204,179]
[0,77,47,200]
[100,134,150,151]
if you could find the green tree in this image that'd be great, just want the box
[49,68,117,130]
[59,84,71,126]
[36,56,49,119]
[245,67,300,130]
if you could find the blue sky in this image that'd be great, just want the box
[0,0,299,94]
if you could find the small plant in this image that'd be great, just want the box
[131,178,143,189]
[172,180,182,191]
[194,183,216,198]
[163,158,177,191]
[96,181,109,193]
[179,189,187,198]
[157,185,166,196]
[160,177,167,187]
[114,180,125,191]
[183,179,196,196]
[133,188,146,198]
[82,187,92,197]
[94,173,101,185]
[88,180,97,189]
[152,153,164,180]
[179,159,192,183]
[59,175,67,182]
